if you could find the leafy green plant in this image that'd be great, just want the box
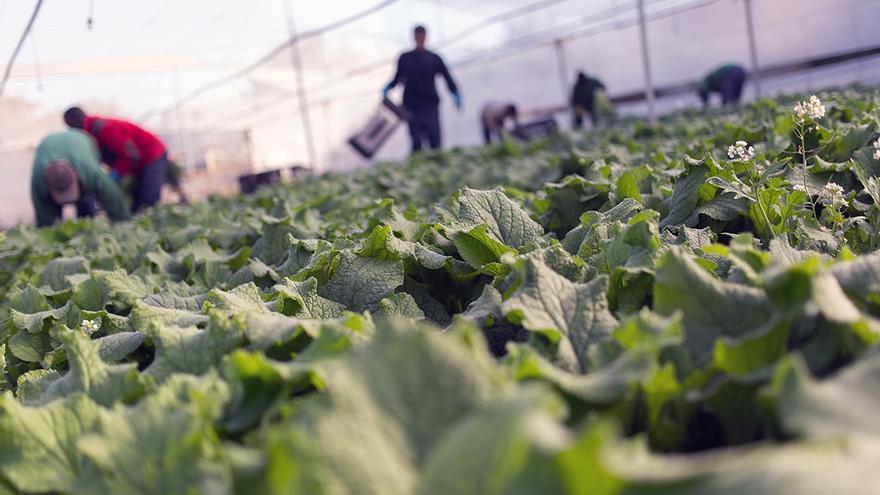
[0,87,879,494]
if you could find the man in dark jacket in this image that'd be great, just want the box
[571,72,606,128]
[384,25,461,153]
[30,130,130,227]
[699,64,747,107]
[63,106,168,211]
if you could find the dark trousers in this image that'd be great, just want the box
[76,195,98,218]
[132,154,168,212]
[482,125,497,144]
[720,67,746,105]
[572,104,597,128]
[406,106,441,153]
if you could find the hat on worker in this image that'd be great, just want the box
[43,159,81,205]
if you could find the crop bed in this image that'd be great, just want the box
[1,88,880,494]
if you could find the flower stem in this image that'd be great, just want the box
[797,125,819,223]
[755,189,775,239]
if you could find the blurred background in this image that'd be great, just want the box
[1,0,879,225]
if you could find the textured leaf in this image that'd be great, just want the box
[77,374,232,495]
[15,369,61,402]
[251,221,297,265]
[266,320,501,495]
[9,300,78,334]
[416,389,569,495]
[0,393,102,493]
[607,434,880,495]
[8,328,53,363]
[318,250,404,312]
[660,165,707,229]
[206,282,270,314]
[456,188,543,248]
[71,277,110,311]
[131,299,209,328]
[654,249,772,361]
[502,258,617,372]
[687,193,749,224]
[772,352,880,440]
[144,317,243,382]
[451,223,516,271]
[377,293,425,320]
[271,277,345,319]
[239,312,311,351]
[832,251,880,298]
[39,256,89,291]
[34,330,141,406]
[360,224,449,270]
[95,332,145,363]
[616,169,642,201]
[0,345,6,392]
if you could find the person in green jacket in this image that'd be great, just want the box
[30,130,131,227]
[699,64,747,107]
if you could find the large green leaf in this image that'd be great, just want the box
[772,352,880,440]
[266,320,502,495]
[0,393,102,493]
[454,187,543,248]
[654,249,772,361]
[32,330,141,406]
[77,374,232,495]
[502,257,617,372]
[143,316,243,382]
[317,250,404,312]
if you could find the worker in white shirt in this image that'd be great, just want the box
[480,102,519,144]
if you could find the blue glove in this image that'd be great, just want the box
[383,82,394,99]
[109,169,121,182]
[452,92,462,110]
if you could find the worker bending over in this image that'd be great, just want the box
[64,106,171,211]
[31,130,130,227]
[480,102,519,144]
[699,64,747,107]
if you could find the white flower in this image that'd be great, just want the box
[80,318,101,335]
[727,140,756,161]
[819,182,846,209]
[792,183,806,192]
[793,95,826,122]
[874,148,880,161]
[874,137,880,149]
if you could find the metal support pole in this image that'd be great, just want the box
[636,0,655,123]
[282,0,318,170]
[744,0,762,97]
[171,70,191,171]
[553,39,569,105]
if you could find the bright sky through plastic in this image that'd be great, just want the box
[1,0,877,168]
[0,0,577,119]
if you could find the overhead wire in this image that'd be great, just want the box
[0,0,45,100]
[197,0,583,130]
[137,0,402,123]
[201,0,642,130]
[228,0,728,132]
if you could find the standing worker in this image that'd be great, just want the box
[480,102,519,144]
[63,106,171,212]
[571,72,606,129]
[384,25,462,154]
[30,130,130,227]
[699,64,747,107]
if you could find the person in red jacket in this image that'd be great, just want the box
[63,106,168,212]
